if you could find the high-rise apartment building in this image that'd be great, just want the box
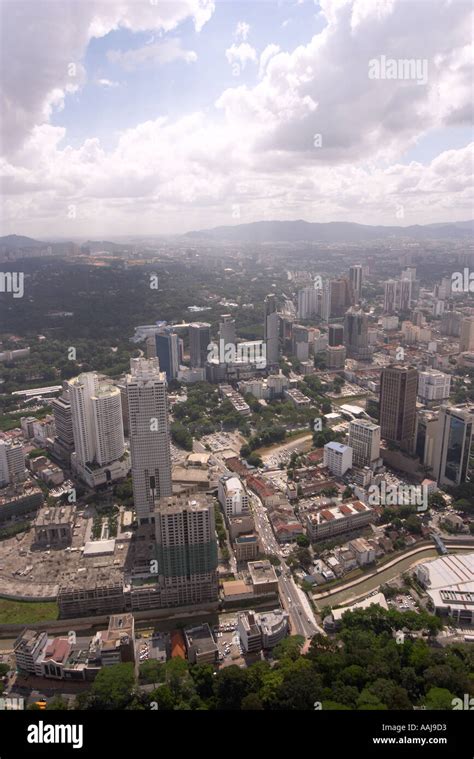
[348,419,381,469]
[68,373,125,467]
[264,294,280,365]
[433,405,473,487]
[126,358,172,524]
[154,494,218,607]
[460,317,474,353]
[379,366,418,451]
[297,286,318,320]
[68,373,128,487]
[344,307,371,360]
[189,322,211,368]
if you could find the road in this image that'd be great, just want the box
[249,492,323,639]
[194,436,323,640]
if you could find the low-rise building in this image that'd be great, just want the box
[348,537,376,566]
[247,560,279,596]
[14,629,48,674]
[33,504,73,547]
[184,623,218,665]
[306,500,374,541]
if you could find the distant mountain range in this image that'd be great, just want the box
[184,219,474,243]
[0,234,44,249]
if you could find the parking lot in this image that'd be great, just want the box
[213,619,243,664]
[389,592,418,613]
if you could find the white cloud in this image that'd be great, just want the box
[235,21,250,40]
[96,79,120,88]
[225,43,257,70]
[0,0,214,154]
[108,39,197,70]
[1,0,473,235]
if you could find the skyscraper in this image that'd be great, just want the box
[460,317,474,353]
[379,366,418,451]
[348,419,381,469]
[189,322,211,368]
[0,440,25,486]
[264,294,280,365]
[126,358,172,524]
[219,314,236,346]
[328,324,344,347]
[154,494,218,607]
[384,280,398,314]
[297,286,318,320]
[330,278,352,317]
[344,307,371,360]
[433,405,473,487]
[349,265,363,303]
[68,372,128,487]
[68,373,125,467]
[51,384,75,463]
[155,330,179,381]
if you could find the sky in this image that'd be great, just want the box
[0,0,473,238]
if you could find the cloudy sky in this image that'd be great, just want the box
[0,0,472,238]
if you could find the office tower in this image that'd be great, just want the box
[384,280,398,314]
[68,373,125,467]
[154,494,218,606]
[189,322,211,368]
[460,317,474,353]
[51,385,75,463]
[292,325,310,361]
[344,307,371,360]
[349,265,363,303]
[379,366,418,451]
[330,278,352,317]
[328,324,344,347]
[219,314,236,347]
[417,370,451,405]
[218,474,249,522]
[126,358,172,524]
[348,419,381,469]
[155,330,179,381]
[0,440,25,486]
[433,405,473,487]
[264,294,280,365]
[415,409,439,469]
[297,286,318,320]
[325,345,346,369]
[397,277,412,312]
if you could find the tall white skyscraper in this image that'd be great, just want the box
[348,419,381,469]
[126,358,172,524]
[68,373,125,467]
[297,286,318,319]
[68,373,127,487]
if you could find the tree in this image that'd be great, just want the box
[424,687,456,710]
[214,666,249,710]
[89,663,135,709]
[46,696,69,710]
[273,635,305,661]
[296,534,310,548]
